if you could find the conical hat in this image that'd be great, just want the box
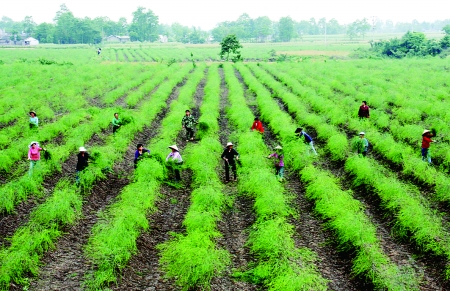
[168,145,179,151]
[422,129,430,135]
[226,142,233,147]
[275,145,282,150]
[29,141,39,148]
[79,146,87,152]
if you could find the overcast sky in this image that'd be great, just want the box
[2,0,449,29]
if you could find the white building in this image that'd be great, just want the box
[24,37,39,46]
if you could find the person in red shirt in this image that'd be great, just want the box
[251,117,264,133]
[28,141,46,176]
[421,129,435,164]
[358,101,370,119]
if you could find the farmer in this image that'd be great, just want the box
[134,143,150,168]
[112,113,121,134]
[267,145,284,181]
[166,145,183,181]
[221,142,239,183]
[181,109,197,141]
[421,129,435,164]
[358,101,370,119]
[76,146,90,183]
[28,141,45,176]
[29,111,39,129]
[295,128,318,155]
[356,132,369,157]
[97,48,102,55]
[251,117,264,133]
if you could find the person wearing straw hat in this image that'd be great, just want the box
[221,142,239,183]
[166,145,183,181]
[28,141,46,176]
[267,145,284,181]
[295,127,318,155]
[421,129,435,164]
[29,111,39,129]
[181,109,198,141]
[76,146,90,183]
[356,132,369,157]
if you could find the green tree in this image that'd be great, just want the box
[443,24,450,35]
[219,34,242,62]
[22,16,36,35]
[33,23,55,43]
[129,7,159,42]
[278,16,295,42]
[254,16,272,42]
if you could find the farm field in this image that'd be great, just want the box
[1,45,450,291]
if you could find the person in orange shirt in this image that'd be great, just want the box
[251,117,264,133]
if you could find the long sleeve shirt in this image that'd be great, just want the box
[357,138,369,152]
[221,148,239,163]
[268,152,284,167]
[166,151,183,163]
[297,131,313,143]
[422,136,432,149]
[251,121,264,133]
[112,117,121,126]
[76,152,90,171]
[358,105,370,118]
[134,149,150,163]
[29,116,39,127]
[181,115,197,129]
[28,146,43,160]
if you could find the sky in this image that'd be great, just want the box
[2,0,449,29]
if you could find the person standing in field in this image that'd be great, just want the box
[76,146,90,184]
[166,145,183,182]
[358,101,370,119]
[97,48,102,55]
[221,142,239,183]
[134,143,150,168]
[29,111,39,129]
[251,117,264,134]
[356,132,369,157]
[112,113,121,134]
[28,141,45,176]
[181,109,197,141]
[421,129,435,164]
[295,128,318,155]
[267,145,284,181]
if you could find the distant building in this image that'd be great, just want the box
[24,37,39,46]
[104,35,130,43]
[158,35,168,43]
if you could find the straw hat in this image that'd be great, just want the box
[79,146,87,152]
[275,145,283,150]
[29,141,39,148]
[422,130,430,136]
[168,145,179,151]
[359,132,365,135]
[29,111,37,116]
[226,142,233,147]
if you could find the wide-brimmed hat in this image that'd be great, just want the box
[168,145,179,151]
[275,145,283,150]
[29,111,36,115]
[226,142,233,147]
[359,132,365,135]
[79,146,87,152]
[29,141,39,148]
[422,130,431,136]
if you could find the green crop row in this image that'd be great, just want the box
[225,63,328,290]
[237,62,421,289]
[158,65,231,290]
[83,63,205,290]
[246,62,450,279]
[0,63,193,291]
[259,63,450,203]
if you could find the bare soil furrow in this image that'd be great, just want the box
[27,77,188,291]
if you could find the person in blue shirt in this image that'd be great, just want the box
[295,127,317,155]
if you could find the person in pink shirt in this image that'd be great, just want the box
[28,141,46,176]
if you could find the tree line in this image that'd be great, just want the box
[1,5,450,44]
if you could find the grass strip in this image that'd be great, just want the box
[83,63,206,289]
[158,65,231,290]
[225,63,328,290]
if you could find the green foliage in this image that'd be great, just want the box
[219,34,243,62]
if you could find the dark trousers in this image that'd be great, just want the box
[113,125,120,134]
[185,127,194,140]
[224,161,237,181]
